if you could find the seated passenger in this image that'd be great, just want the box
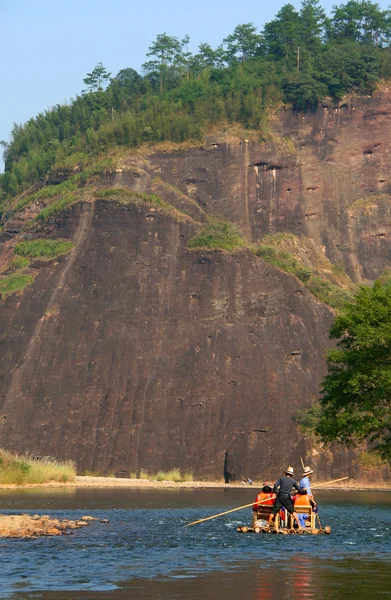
[253,482,275,510]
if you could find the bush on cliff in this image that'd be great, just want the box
[188,221,246,252]
[14,239,73,260]
[0,450,76,485]
[0,273,35,299]
[254,245,312,282]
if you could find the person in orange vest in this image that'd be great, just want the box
[252,482,275,526]
[253,482,275,510]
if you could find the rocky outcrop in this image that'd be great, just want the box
[0,514,107,538]
[1,90,391,480]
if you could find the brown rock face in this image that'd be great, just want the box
[1,91,391,480]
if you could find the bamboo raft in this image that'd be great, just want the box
[186,478,347,533]
[237,525,331,535]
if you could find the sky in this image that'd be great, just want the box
[1,0,390,171]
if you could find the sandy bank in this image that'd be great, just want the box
[0,476,389,491]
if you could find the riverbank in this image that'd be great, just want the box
[0,475,389,491]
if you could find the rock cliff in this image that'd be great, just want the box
[1,90,391,480]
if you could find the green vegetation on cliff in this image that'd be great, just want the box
[0,273,35,299]
[96,188,192,221]
[310,280,391,462]
[188,221,246,251]
[1,0,391,205]
[0,449,76,485]
[254,233,354,309]
[254,244,312,282]
[14,239,74,259]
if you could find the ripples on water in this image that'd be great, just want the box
[1,489,390,600]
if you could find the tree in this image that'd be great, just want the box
[283,72,328,109]
[328,0,391,46]
[262,4,302,68]
[300,0,326,51]
[316,281,391,461]
[83,63,111,92]
[142,33,183,92]
[223,23,262,63]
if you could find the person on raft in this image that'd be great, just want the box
[298,465,317,511]
[267,466,307,530]
[300,466,313,495]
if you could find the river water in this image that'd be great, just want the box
[0,488,390,599]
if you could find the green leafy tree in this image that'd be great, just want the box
[223,23,262,63]
[329,0,391,46]
[142,33,183,92]
[316,281,391,461]
[83,62,111,92]
[262,4,302,68]
[283,72,328,109]
[300,0,326,52]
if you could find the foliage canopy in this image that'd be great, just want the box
[1,0,391,207]
[316,281,391,461]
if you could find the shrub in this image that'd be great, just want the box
[293,404,322,435]
[135,469,194,482]
[254,245,311,282]
[0,449,76,485]
[9,256,30,271]
[14,239,73,259]
[306,276,353,310]
[96,188,189,220]
[36,194,77,221]
[188,221,246,251]
[0,273,35,298]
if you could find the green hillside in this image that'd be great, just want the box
[1,0,391,211]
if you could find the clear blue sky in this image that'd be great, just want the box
[0,0,390,171]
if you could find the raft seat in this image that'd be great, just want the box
[289,497,316,529]
[253,505,279,528]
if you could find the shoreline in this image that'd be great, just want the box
[0,476,389,491]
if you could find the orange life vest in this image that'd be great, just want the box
[253,492,274,510]
[293,494,312,507]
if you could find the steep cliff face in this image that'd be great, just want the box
[144,90,391,282]
[0,201,332,478]
[1,91,391,480]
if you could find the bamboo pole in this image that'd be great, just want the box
[310,476,349,489]
[186,495,276,527]
[186,476,349,527]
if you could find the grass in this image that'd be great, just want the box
[36,193,78,221]
[254,245,312,282]
[188,221,246,251]
[0,273,35,299]
[8,256,30,271]
[51,151,90,172]
[306,276,354,310]
[130,469,194,482]
[14,239,73,259]
[11,157,114,217]
[254,233,354,310]
[349,194,391,215]
[0,449,76,485]
[80,469,115,478]
[96,188,191,221]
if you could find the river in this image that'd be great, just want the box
[0,488,390,599]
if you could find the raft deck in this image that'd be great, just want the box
[237,525,331,535]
